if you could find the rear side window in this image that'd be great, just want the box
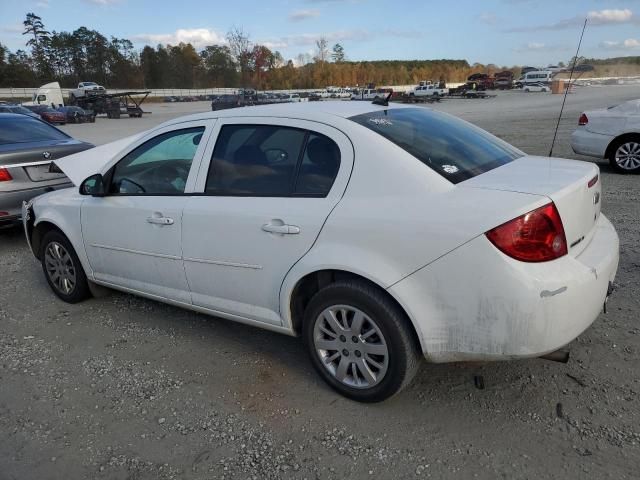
[349,108,522,183]
[206,125,341,197]
[0,116,69,145]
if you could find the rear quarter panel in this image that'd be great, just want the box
[280,126,549,330]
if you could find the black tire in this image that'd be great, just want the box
[608,136,640,174]
[40,230,91,303]
[303,280,421,402]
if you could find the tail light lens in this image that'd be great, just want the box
[0,168,12,182]
[578,113,588,126]
[485,203,567,262]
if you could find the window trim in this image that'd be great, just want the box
[203,123,340,198]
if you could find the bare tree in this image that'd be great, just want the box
[226,26,252,85]
[314,37,329,63]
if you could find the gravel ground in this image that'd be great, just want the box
[1,86,639,480]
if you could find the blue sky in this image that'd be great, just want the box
[2,0,640,65]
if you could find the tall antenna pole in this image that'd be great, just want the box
[549,18,588,157]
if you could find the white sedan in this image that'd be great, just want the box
[522,82,550,93]
[23,102,619,402]
[571,99,640,173]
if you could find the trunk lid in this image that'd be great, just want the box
[0,140,94,184]
[460,156,601,256]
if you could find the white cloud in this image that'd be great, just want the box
[2,23,23,34]
[478,12,498,25]
[36,0,50,8]
[288,9,320,22]
[84,0,120,4]
[259,28,422,50]
[587,9,632,25]
[601,38,640,50]
[507,8,637,32]
[132,28,225,48]
[513,42,566,53]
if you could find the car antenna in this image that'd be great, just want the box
[549,18,587,157]
[372,91,393,107]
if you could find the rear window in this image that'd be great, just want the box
[349,108,522,183]
[0,116,70,145]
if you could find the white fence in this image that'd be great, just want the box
[0,84,464,100]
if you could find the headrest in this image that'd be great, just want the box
[306,136,339,166]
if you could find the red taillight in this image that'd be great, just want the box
[588,174,598,188]
[485,203,567,262]
[0,168,12,182]
[578,113,588,126]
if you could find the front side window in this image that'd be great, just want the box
[110,127,204,195]
[350,108,522,184]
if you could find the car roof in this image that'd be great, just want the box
[163,101,413,127]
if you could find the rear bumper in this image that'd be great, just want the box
[570,129,612,158]
[0,183,72,220]
[390,214,619,362]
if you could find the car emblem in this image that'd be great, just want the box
[42,151,51,159]
[593,191,600,205]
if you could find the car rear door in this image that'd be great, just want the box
[81,120,214,303]
[182,117,354,325]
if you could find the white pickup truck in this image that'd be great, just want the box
[409,84,449,99]
[351,88,392,101]
[69,81,106,100]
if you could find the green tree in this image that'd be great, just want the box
[331,43,345,63]
[22,12,52,80]
[200,45,237,87]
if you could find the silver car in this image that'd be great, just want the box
[0,113,93,225]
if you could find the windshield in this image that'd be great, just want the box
[349,108,523,184]
[0,116,70,145]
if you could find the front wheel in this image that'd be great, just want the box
[609,137,640,173]
[40,230,91,303]
[303,280,420,402]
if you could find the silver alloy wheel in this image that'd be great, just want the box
[313,305,389,389]
[615,141,640,171]
[44,241,76,295]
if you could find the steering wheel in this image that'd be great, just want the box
[149,164,188,193]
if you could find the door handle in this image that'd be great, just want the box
[262,223,300,235]
[146,216,174,226]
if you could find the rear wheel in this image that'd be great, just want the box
[609,137,640,173]
[40,230,91,303]
[303,280,420,402]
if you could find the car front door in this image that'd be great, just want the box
[81,121,213,303]
[181,118,354,325]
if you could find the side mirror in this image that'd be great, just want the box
[79,173,105,196]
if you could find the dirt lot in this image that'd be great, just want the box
[1,87,639,480]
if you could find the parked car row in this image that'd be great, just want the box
[0,102,95,125]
